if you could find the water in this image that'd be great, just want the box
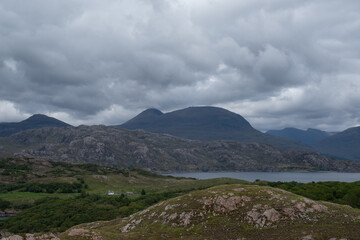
[163,172,360,183]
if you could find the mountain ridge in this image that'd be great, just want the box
[1,125,359,172]
[314,126,360,162]
[266,127,332,145]
[119,106,310,151]
[0,114,71,137]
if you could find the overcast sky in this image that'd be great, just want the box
[1,0,360,131]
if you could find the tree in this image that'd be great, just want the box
[0,198,10,210]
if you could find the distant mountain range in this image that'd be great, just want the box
[1,125,359,172]
[314,127,360,162]
[266,126,360,162]
[119,106,360,162]
[0,114,71,137]
[118,106,309,151]
[266,128,334,145]
[1,107,360,164]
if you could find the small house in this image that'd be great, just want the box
[106,190,115,195]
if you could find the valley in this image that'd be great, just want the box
[2,1,360,238]
[1,108,360,239]
[1,158,360,239]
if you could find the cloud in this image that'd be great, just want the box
[0,0,360,131]
[0,101,30,122]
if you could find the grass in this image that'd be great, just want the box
[84,173,249,196]
[0,192,78,207]
[0,170,249,233]
[71,184,360,240]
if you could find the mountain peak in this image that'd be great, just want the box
[21,114,70,126]
[140,108,163,116]
[314,126,360,162]
[266,127,331,145]
[0,114,71,137]
[23,114,53,122]
[119,106,308,150]
[121,106,253,134]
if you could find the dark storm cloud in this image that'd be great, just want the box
[1,0,360,130]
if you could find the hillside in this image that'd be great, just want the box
[61,184,360,240]
[314,126,360,162]
[267,127,332,145]
[0,125,359,172]
[0,114,71,137]
[2,159,360,239]
[0,157,247,234]
[119,106,310,151]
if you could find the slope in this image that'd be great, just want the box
[119,106,310,150]
[314,126,360,162]
[61,184,360,240]
[0,157,248,234]
[267,127,332,145]
[0,114,71,137]
[0,125,359,172]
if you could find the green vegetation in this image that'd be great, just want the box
[0,181,244,233]
[0,192,77,209]
[0,157,248,233]
[60,184,360,240]
[267,181,360,208]
[1,157,360,237]
[0,198,10,210]
[0,182,83,194]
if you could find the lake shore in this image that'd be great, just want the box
[162,171,360,183]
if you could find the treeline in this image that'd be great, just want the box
[0,190,189,233]
[50,161,129,176]
[268,181,360,208]
[0,160,29,171]
[0,182,83,194]
[0,198,10,210]
[0,159,29,176]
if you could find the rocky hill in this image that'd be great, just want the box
[267,127,332,145]
[0,114,71,137]
[314,126,360,162]
[119,106,310,151]
[1,125,359,172]
[61,184,360,240]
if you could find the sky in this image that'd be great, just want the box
[1,0,360,131]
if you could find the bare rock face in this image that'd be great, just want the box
[60,184,360,240]
[3,125,360,172]
[67,228,102,240]
[201,195,251,214]
[0,233,59,240]
[246,206,282,228]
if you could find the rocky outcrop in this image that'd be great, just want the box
[0,233,59,240]
[60,184,360,240]
[1,125,360,172]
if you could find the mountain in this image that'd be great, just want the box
[266,127,332,145]
[61,184,360,240]
[119,106,310,151]
[314,126,360,162]
[0,114,71,137]
[1,125,359,172]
